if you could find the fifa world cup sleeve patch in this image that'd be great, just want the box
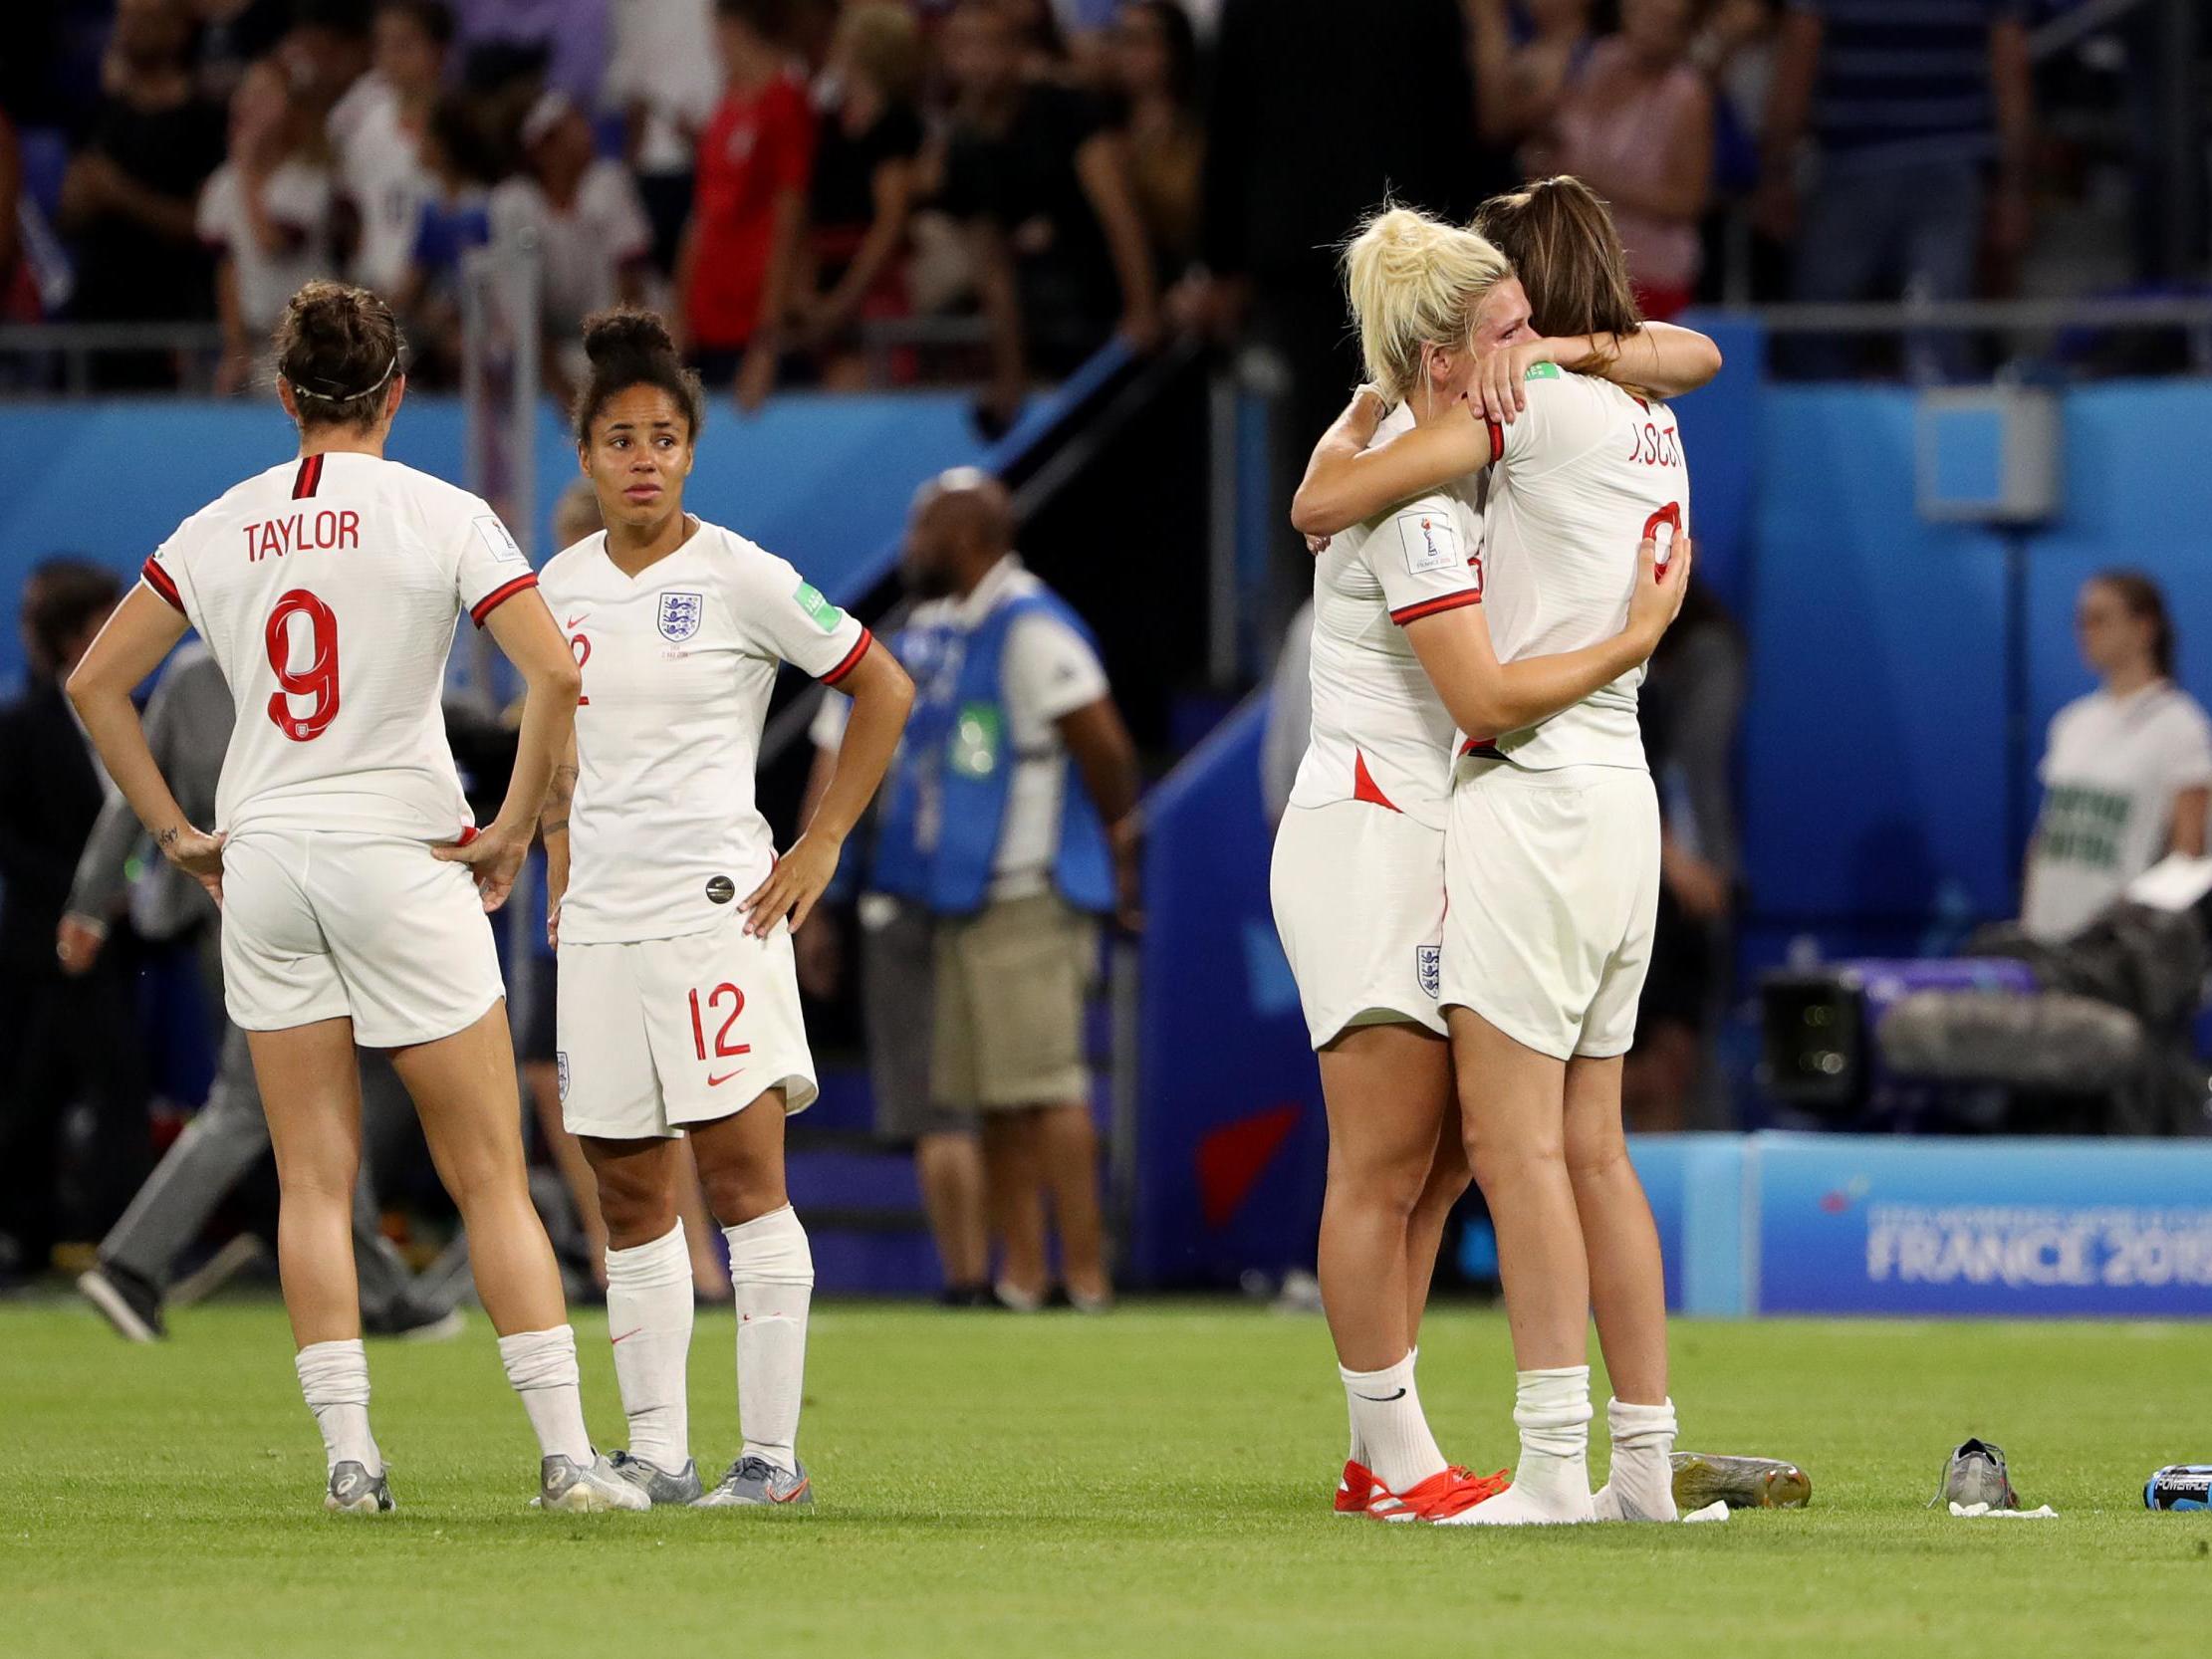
[1524,361,1563,381]
[1393,507,1461,578]
[793,580,846,632]
[473,515,527,565]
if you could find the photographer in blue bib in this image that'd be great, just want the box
[809,470,1140,1310]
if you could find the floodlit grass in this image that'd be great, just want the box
[3,1299,2207,1657]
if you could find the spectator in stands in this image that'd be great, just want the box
[1625,585,1747,1130]
[797,1,925,389]
[1469,0,1594,166]
[0,562,147,1283]
[1535,0,1712,320]
[678,0,816,413]
[203,60,342,394]
[392,92,497,383]
[189,0,295,103]
[1108,0,1204,288]
[450,0,607,108]
[937,0,1159,434]
[334,0,454,299]
[881,470,1141,1311]
[490,90,653,405]
[602,0,720,277]
[2021,573,2212,944]
[58,0,226,387]
[1759,0,2033,376]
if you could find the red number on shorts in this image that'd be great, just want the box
[688,984,752,1061]
[264,588,341,742]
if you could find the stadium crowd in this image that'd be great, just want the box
[4,0,2193,415]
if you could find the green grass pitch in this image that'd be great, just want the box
[4,1299,2208,1657]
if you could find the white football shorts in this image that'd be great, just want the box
[220,829,506,1050]
[1440,759,1660,1061]
[1270,798,1448,1049]
[556,908,818,1140]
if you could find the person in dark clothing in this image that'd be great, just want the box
[1193,0,1478,648]
[937,0,1160,433]
[56,0,227,387]
[797,1,926,388]
[0,560,148,1279]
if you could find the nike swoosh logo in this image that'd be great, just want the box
[566,614,588,628]
[1354,1388,1408,1403]
[611,1326,643,1345]
[708,1070,745,1087]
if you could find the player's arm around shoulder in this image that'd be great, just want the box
[1291,388,1493,541]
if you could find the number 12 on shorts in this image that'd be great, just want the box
[688,983,751,1064]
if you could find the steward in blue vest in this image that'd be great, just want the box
[868,580,1117,917]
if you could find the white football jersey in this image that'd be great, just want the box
[140,451,539,838]
[1474,367,1689,772]
[541,520,871,946]
[1287,405,1482,830]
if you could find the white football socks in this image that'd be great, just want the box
[1594,1396,1679,1522]
[1442,1364,1595,1526]
[605,1222,695,1475]
[497,1324,595,1465]
[726,1205,813,1475]
[1339,1351,1446,1493]
[296,1338,380,1476]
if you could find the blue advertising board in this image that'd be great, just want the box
[1751,1133,2212,1317]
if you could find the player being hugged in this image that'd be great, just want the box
[1295,179,1703,1526]
[1278,210,1713,1523]
[66,281,647,1516]
[540,310,913,1509]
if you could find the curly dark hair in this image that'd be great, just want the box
[572,309,705,445]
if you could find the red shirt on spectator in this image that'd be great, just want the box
[686,70,816,351]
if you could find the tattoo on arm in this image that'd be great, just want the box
[542,819,569,835]
[541,766,578,836]
[155,828,179,850]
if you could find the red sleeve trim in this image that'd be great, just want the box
[1389,590,1481,626]
[470,572,538,627]
[818,627,873,688]
[1487,418,1504,464]
[140,557,185,614]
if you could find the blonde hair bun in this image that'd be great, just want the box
[1343,205,1511,405]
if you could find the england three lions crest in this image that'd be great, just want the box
[1415,946,1441,1000]
[657,591,704,642]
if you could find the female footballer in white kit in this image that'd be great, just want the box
[1296,179,1704,1526]
[538,311,913,1508]
[66,281,647,1515]
[1277,211,1714,1522]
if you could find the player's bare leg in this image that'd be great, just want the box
[1038,1102,1110,1306]
[527,1059,611,1287]
[1402,1090,1471,1347]
[689,1089,815,1507]
[915,1129,989,1293]
[1566,1053,1678,1521]
[1316,1023,1492,1519]
[393,1003,644,1512]
[251,1018,391,1510]
[676,1143,732,1300]
[1440,1007,1595,1526]
[981,1110,1050,1307]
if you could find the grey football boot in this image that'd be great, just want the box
[326,1461,395,1515]
[1670,1453,1814,1511]
[1931,1439,2019,1511]
[694,1454,813,1509]
[608,1450,705,1506]
[534,1452,652,1513]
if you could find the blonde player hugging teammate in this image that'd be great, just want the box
[538,311,913,1508]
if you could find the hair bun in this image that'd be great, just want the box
[582,308,678,367]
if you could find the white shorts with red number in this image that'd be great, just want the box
[1440,760,1660,1062]
[221,829,505,1049]
[555,908,819,1140]
[1269,799,1448,1049]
